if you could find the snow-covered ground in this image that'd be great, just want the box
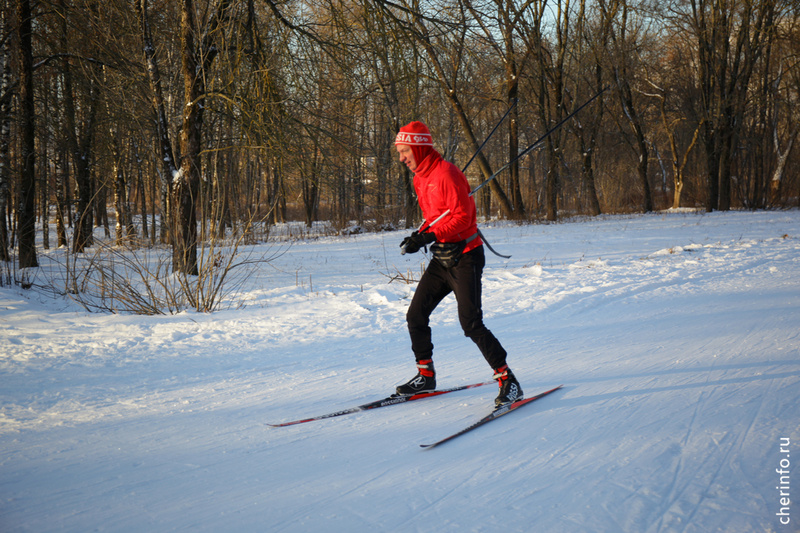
[1,210,799,532]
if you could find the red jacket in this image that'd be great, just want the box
[413,151,482,253]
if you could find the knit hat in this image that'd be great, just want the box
[395,121,435,166]
[395,121,433,146]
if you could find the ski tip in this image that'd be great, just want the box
[533,384,565,398]
[540,384,564,394]
[267,419,309,428]
[419,384,565,450]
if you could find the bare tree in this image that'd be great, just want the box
[687,0,778,211]
[514,0,574,220]
[599,0,654,213]
[173,0,232,275]
[464,0,528,217]
[572,0,606,216]
[54,0,101,255]
[347,0,422,227]
[138,0,178,245]
[0,0,796,297]
[769,63,799,204]
[376,0,516,218]
[16,0,37,268]
[645,79,703,209]
[0,0,11,262]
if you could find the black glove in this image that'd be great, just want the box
[400,230,435,254]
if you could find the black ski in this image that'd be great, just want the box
[420,385,563,449]
[268,381,493,427]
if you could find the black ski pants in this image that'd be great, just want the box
[406,245,507,370]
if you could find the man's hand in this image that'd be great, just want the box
[400,231,435,254]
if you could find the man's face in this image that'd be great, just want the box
[396,144,417,173]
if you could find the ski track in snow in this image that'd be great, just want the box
[1,210,799,532]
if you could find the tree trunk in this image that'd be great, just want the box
[770,125,797,206]
[173,0,231,275]
[17,0,37,268]
[54,151,68,247]
[691,0,775,212]
[69,88,98,254]
[175,0,201,275]
[138,0,177,245]
[582,144,602,216]
[58,0,98,254]
[616,75,653,213]
[502,12,525,218]
[0,2,11,262]
[112,156,128,245]
[302,145,320,228]
[575,66,604,216]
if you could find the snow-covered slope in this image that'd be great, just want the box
[2,210,798,532]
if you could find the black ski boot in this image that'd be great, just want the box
[493,365,523,407]
[395,359,436,396]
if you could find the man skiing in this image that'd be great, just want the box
[395,121,523,408]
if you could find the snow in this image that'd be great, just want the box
[2,210,799,532]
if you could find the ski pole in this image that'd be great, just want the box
[400,100,517,254]
[420,99,518,232]
[461,98,517,173]
[405,88,606,243]
[470,86,609,197]
[400,88,606,254]
[400,211,451,255]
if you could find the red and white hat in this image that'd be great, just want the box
[395,121,436,167]
[395,121,433,147]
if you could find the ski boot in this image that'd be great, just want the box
[395,359,436,396]
[493,364,523,407]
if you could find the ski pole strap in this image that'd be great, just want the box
[477,228,511,259]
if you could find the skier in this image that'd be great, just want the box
[395,121,523,407]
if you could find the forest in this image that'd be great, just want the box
[1,0,798,279]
